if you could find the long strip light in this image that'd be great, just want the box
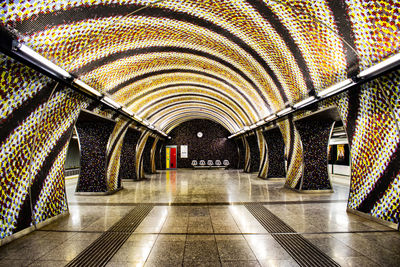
[17,43,72,79]
[317,79,354,98]
[134,115,143,122]
[256,120,264,126]
[358,53,400,79]
[265,114,277,122]
[121,107,134,117]
[101,96,121,109]
[249,125,257,130]
[293,96,316,109]
[276,107,293,117]
[73,79,102,97]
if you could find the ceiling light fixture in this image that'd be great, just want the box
[293,96,316,109]
[358,53,400,79]
[265,114,277,122]
[317,79,354,98]
[101,96,121,109]
[276,107,293,117]
[121,107,134,117]
[256,120,264,126]
[16,43,72,80]
[73,79,102,98]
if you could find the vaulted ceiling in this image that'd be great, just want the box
[1,0,399,133]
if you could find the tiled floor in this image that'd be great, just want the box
[1,169,399,266]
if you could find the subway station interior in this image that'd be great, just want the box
[1,1,400,266]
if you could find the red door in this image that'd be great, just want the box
[170,147,177,168]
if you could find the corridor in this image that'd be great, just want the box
[1,170,399,267]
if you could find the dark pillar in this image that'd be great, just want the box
[119,127,141,180]
[294,118,334,191]
[75,120,115,192]
[263,128,286,178]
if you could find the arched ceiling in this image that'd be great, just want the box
[1,0,399,133]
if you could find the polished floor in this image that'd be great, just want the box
[0,169,399,266]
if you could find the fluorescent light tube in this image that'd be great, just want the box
[143,120,150,126]
[293,96,316,109]
[276,107,292,117]
[317,79,353,98]
[122,107,134,116]
[73,79,102,97]
[149,125,155,129]
[256,120,264,126]
[239,129,245,133]
[243,126,250,131]
[249,125,257,129]
[134,115,143,122]
[265,114,277,122]
[101,96,121,109]
[18,44,72,79]
[358,53,400,79]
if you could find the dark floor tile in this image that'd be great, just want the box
[217,240,256,261]
[184,241,219,262]
[28,260,70,267]
[189,208,210,217]
[184,261,222,267]
[0,259,32,267]
[221,260,260,267]
[146,241,185,263]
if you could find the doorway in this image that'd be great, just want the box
[166,145,177,169]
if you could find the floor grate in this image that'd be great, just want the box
[245,204,340,267]
[66,205,153,267]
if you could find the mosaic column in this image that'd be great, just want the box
[75,119,115,193]
[335,71,400,225]
[150,136,160,174]
[246,133,260,173]
[263,128,286,178]
[294,119,334,191]
[119,127,141,180]
[257,129,269,179]
[278,119,304,189]
[135,130,152,180]
[143,135,155,174]
[155,141,164,170]
[242,136,251,173]
[106,119,131,191]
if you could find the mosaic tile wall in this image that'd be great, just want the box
[75,120,115,192]
[119,127,141,180]
[0,54,89,239]
[263,128,286,178]
[295,119,334,190]
[1,0,400,227]
[163,119,239,169]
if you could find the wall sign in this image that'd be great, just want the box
[181,145,188,158]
